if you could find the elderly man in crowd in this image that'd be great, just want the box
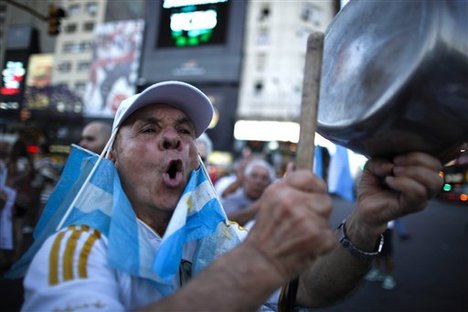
[222,158,276,226]
[20,81,443,311]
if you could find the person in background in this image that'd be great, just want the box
[4,138,35,261]
[222,158,275,226]
[195,133,213,164]
[364,220,397,290]
[79,121,112,154]
[215,154,251,199]
[0,140,14,271]
[195,133,218,182]
[30,144,60,229]
[18,81,444,311]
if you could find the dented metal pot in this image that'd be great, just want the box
[317,0,468,161]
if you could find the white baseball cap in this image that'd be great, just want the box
[112,81,213,138]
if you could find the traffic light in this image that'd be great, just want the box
[48,4,66,36]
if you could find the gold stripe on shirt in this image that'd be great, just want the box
[278,283,289,312]
[49,231,66,286]
[78,229,101,279]
[63,225,90,281]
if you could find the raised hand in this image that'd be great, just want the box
[244,169,337,282]
[352,152,443,236]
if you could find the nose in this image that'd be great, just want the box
[159,129,181,150]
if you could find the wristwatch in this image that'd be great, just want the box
[338,221,384,261]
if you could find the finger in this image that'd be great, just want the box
[392,165,444,198]
[364,158,394,178]
[265,184,333,219]
[384,175,428,210]
[270,207,336,257]
[283,161,296,178]
[393,152,442,172]
[283,170,327,193]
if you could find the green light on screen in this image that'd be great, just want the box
[443,183,452,192]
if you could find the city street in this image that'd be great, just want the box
[1,197,467,311]
[317,197,467,312]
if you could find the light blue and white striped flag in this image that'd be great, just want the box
[7,144,228,290]
[313,145,324,179]
[7,145,115,278]
[327,145,356,202]
[152,165,227,284]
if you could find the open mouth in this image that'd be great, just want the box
[167,160,182,179]
[162,159,184,188]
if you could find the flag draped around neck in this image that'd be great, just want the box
[6,144,228,290]
[152,164,227,284]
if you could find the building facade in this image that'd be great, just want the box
[51,0,106,97]
[236,1,336,143]
[1,0,338,153]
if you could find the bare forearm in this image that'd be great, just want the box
[221,180,242,198]
[297,216,382,307]
[296,236,371,307]
[227,202,259,226]
[141,244,283,311]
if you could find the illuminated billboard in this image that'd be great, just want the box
[157,0,229,48]
[84,19,144,118]
[1,58,26,96]
[23,54,83,118]
[0,49,30,113]
[1,25,39,120]
[141,0,245,83]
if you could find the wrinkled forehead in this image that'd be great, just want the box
[249,165,270,176]
[121,103,194,128]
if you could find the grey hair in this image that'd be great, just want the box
[196,133,213,154]
[244,158,276,182]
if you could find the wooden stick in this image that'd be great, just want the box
[286,32,324,309]
[296,32,324,170]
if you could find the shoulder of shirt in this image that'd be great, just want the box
[34,225,107,286]
[227,221,249,241]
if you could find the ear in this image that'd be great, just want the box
[108,149,116,164]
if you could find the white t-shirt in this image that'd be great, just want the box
[22,221,281,311]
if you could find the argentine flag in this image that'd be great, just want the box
[7,144,228,290]
[327,145,356,202]
[152,166,227,284]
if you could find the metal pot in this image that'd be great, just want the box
[317,0,468,162]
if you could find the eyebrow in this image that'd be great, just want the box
[175,116,193,128]
[135,115,194,129]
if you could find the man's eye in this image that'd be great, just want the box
[142,127,156,133]
[179,128,192,135]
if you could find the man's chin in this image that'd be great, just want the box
[154,193,183,212]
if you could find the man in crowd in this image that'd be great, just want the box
[215,154,251,198]
[20,81,443,311]
[79,120,112,154]
[222,158,276,226]
[195,133,213,164]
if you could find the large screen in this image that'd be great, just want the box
[141,0,245,83]
[157,0,229,48]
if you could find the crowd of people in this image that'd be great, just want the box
[0,132,58,271]
[0,120,112,274]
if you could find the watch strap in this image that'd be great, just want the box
[338,221,384,260]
